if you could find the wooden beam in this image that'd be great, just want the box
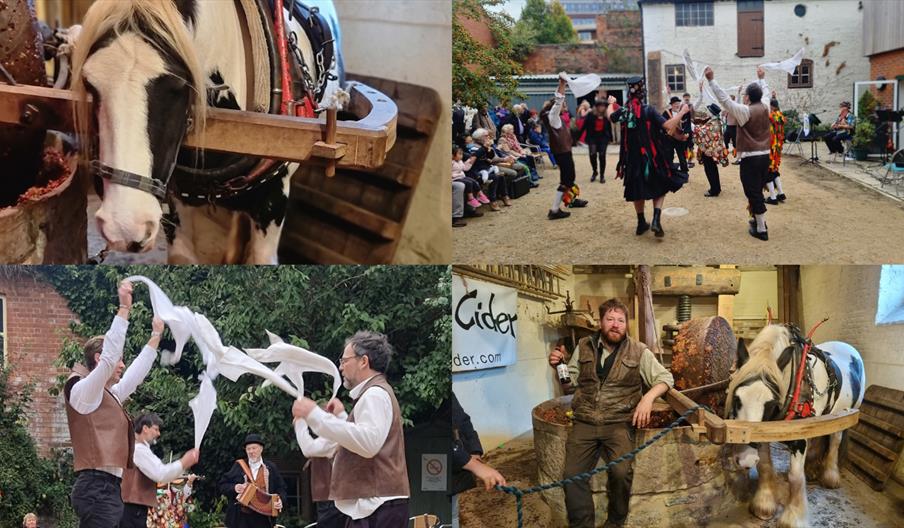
[859,413,904,439]
[651,266,742,296]
[777,265,802,325]
[864,395,904,415]
[0,82,397,169]
[721,409,860,444]
[848,429,898,461]
[665,388,726,443]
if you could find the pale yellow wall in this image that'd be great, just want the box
[734,269,779,321]
[453,271,577,448]
[334,0,451,263]
[800,266,904,393]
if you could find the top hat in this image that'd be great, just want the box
[243,434,265,447]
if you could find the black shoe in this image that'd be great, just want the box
[679,166,689,173]
[569,198,588,208]
[748,219,768,230]
[748,225,769,241]
[636,221,650,235]
[651,217,664,237]
[452,218,467,227]
[687,162,695,168]
[704,191,719,197]
[600,177,606,183]
[590,172,597,182]
[765,197,779,205]
[464,206,484,218]
[548,209,571,220]
[777,193,786,202]
[530,182,540,188]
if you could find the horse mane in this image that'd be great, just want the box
[70,0,208,154]
[725,325,791,416]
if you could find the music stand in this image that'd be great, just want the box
[876,109,903,163]
[800,113,822,165]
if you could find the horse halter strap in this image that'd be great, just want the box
[783,318,829,420]
[91,160,167,200]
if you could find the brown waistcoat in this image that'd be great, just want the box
[64,364,135,472]
[312,374,410,501]
[541,106,573,155]
[121,445,157,507]
[737,103,772,154]
[571,335,646,425]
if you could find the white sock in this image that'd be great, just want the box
[775,177,784,195]
[551,191,564,211]
[755,213,767,233]
[766,182,776,199]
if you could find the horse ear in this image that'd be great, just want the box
[736,338,749,370]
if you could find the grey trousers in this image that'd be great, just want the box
[453,181,465,218]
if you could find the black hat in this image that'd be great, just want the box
[243,434,264,447]
[707,103,721,117]
[669,96,681,104]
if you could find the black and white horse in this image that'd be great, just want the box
[71,0,341,263]
[725,324,865,528]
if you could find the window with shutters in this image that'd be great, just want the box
[675,2,713,27]
[665,64,686,93]
[788,59,814,88]
[737,0,765,58]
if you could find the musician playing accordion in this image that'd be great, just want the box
[218,434,287,528]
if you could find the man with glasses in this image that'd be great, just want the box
[292,331,410,527]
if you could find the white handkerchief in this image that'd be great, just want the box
[564,73,602,98]
[760,47,805,75]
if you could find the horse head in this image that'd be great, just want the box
[725,325,794,468]
[71,0,206,253]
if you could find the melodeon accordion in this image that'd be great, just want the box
[237,482,280,517]
[236,459,280,517]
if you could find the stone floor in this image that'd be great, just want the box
[458,431,903,528]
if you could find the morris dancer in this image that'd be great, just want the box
[691,81,729,197]
[540,73,589,220]
[120,413,200,528]
[66,281,162,527]
[218,435,287,528]
[765,97,787,205]
[606,77,689,237]
[293,331,411,526]
[706,66,772,241]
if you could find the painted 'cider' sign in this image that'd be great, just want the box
[452,274,518,372]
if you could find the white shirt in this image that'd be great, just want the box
[708,77,771,158]
[68,316,157,476]
[133,440,184,484]
[248,457,263,480]
[548,91,566,130]
[294,375,407,520]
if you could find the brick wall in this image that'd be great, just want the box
[522,43,608,74]
[1,273,78,456]
[869,48,904,109]
[596,10,643,72]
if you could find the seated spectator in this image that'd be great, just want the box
[823,101,855,154]
[469,128,512,211]
[452,146,490,209]
[529,123,556,167]
[498,124,541,186]
[503,104,528,142]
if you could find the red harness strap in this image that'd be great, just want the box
[273,0,316,118]
[784,318,829,420]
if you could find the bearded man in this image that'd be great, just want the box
[548,298,674,528]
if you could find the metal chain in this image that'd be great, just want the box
[495,405,709,528]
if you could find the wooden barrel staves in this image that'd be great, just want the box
[0,0,46,205]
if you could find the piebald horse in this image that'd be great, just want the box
[71,0,342,263]
[725,324,865,528]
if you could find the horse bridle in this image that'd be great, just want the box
[90,0,336,204]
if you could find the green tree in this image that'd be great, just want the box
[517,0,577,45]
[453,0,523,107]
[40,265,450,521]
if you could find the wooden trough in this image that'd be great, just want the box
[531,389,860,527]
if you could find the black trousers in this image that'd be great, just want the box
[555,151,576,191]
[316,501,351,528]
[345,498,409,528]
[119,503,149,528]
[724,125,737,149]
[823,130,851,153]
[664,138,687,171]
[588,138,607,177]
[71,470,124,528]
[701,154,721,195]
[740,154,770,215]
